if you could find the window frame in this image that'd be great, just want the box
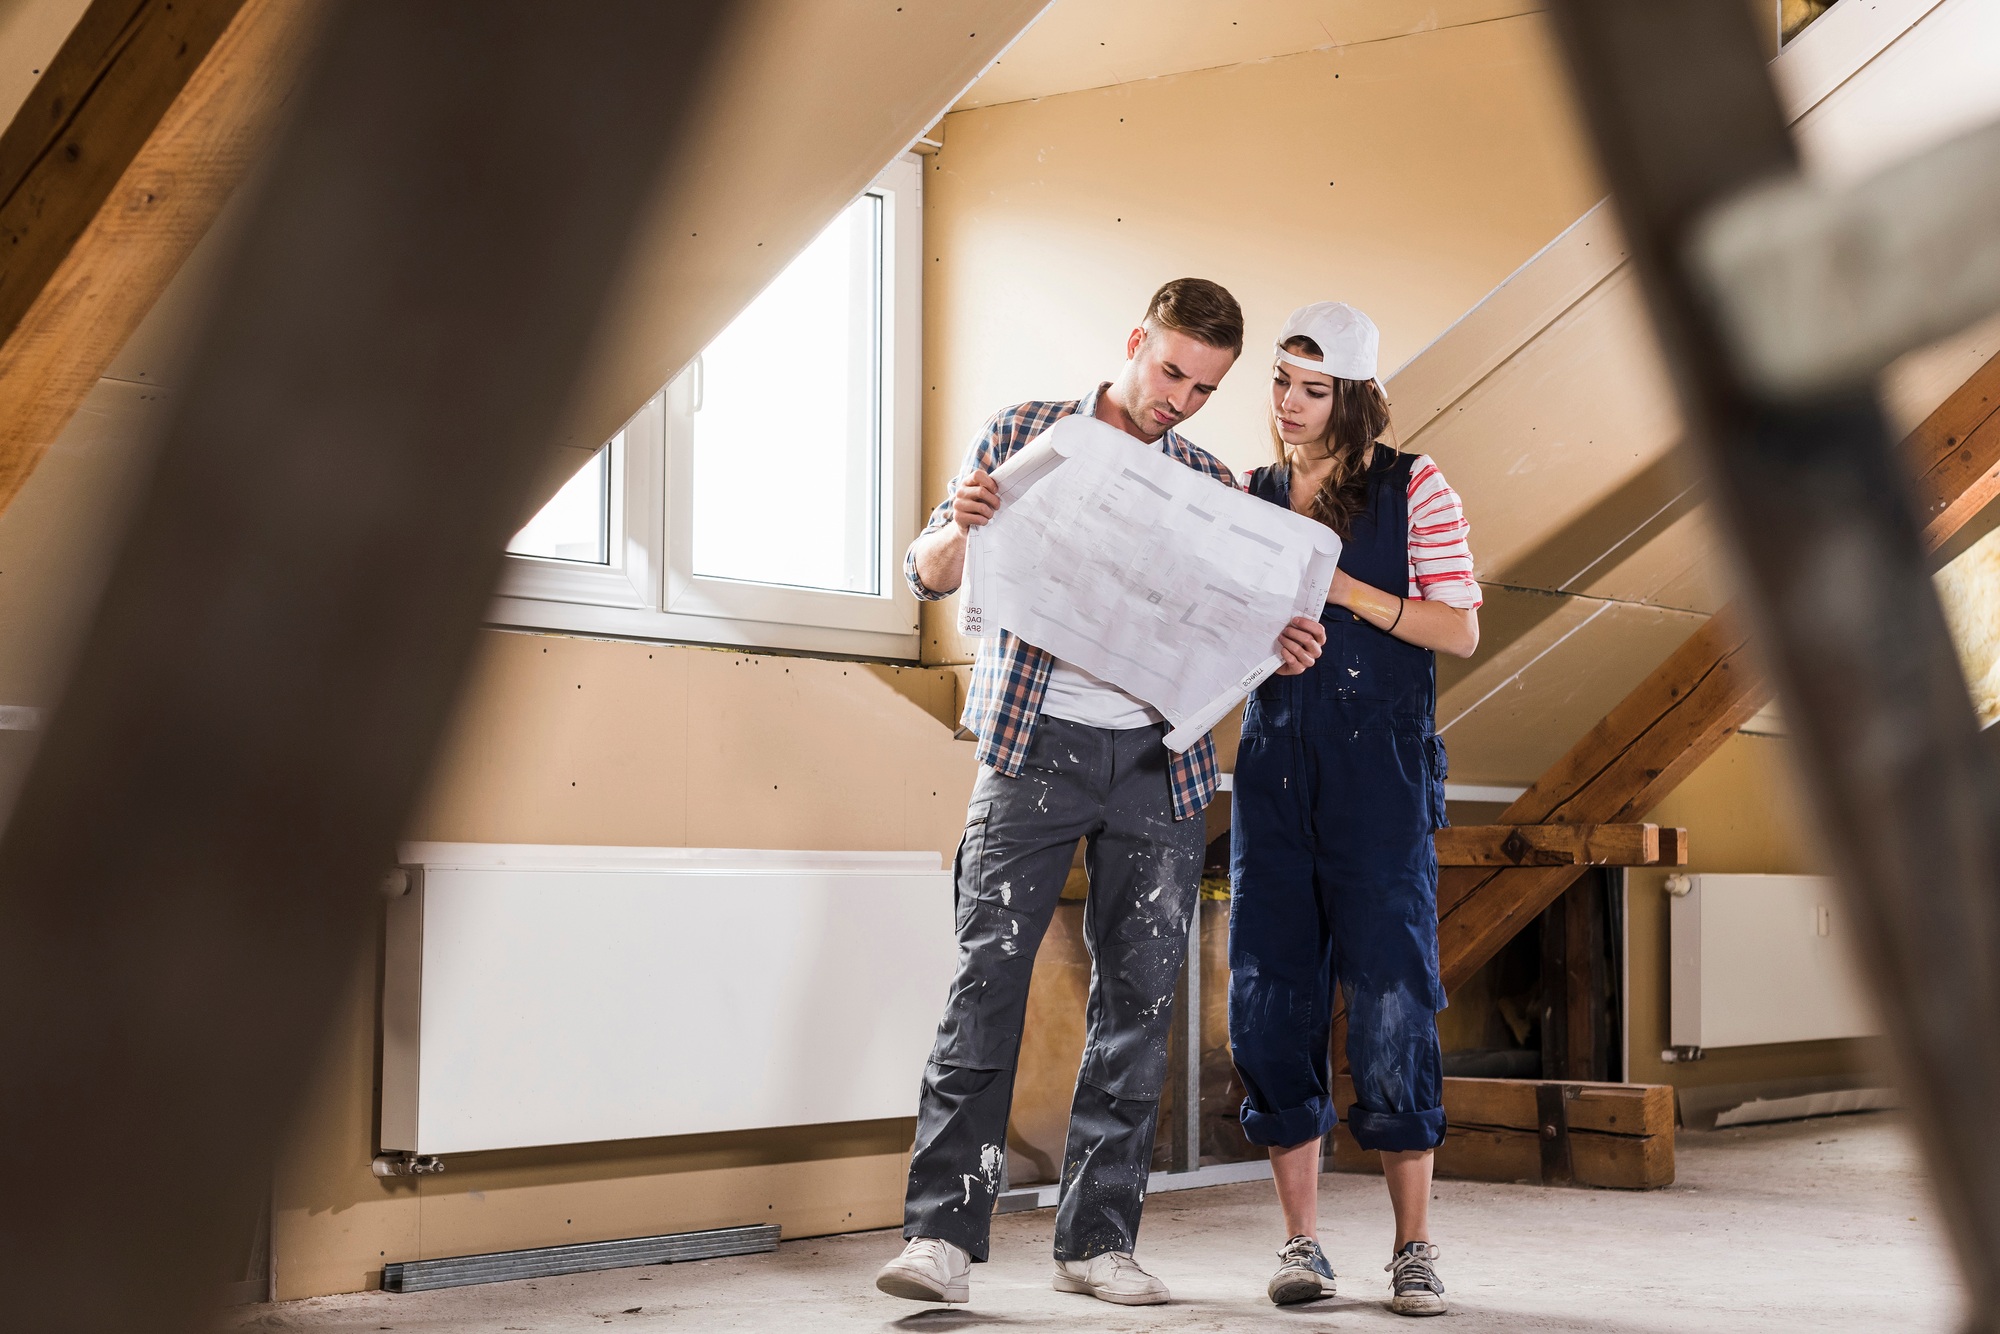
[489,154,923,661]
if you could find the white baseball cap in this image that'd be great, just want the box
[1275,301,1379,381]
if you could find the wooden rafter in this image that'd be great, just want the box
[0,0,321,520]
[1435,347,2000,993]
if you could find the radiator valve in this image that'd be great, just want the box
[1664,874,1693,897]
[372,1153,445,1178]
[1659,1045,1705,1064]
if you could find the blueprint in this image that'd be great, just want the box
[959,414,1342,751]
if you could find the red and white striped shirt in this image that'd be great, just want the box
[1407,454,1482,609]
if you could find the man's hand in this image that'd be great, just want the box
[953,468,1001,531]
[1273,616,1327,676]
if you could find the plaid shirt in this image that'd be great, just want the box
[904,386,1237,821]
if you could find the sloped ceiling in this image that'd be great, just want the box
[954,0,1544,110]
[551,0,1052,491]
[0,0,1051,713]
[1403,0,2000,783]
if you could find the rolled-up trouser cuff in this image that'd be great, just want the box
[1238,1093,1339,1148]
[1346,1103,1446,1152]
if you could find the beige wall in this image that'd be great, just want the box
[920,10,1601,664]
[273,629,981,1298]
[1624,732,1889,1096]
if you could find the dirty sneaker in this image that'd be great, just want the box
[1386,1240,1446,1316]
[875,1236,970,1304]
[1267,1234,1338,1305]
[1052,1251,1171,1306]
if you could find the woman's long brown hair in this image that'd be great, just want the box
[1272,334,1392,539]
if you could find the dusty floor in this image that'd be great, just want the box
[227,1112,1957,1333]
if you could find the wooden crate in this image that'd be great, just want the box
[1330,1076,1675,1189]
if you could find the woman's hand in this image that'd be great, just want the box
[1274,616,1327,676]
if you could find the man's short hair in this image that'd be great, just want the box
[1143,277,1244,356]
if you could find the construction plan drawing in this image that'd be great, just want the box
[959,413,1342,751]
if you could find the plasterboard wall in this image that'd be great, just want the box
[1625,734,1889,1094]
[918,10,1602,667]
[271,630,980,1299]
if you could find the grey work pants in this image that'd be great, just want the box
[904,716,1206,1261]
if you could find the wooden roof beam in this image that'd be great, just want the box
[0,0,321,521]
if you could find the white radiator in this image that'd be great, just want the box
[1669,873,1881,1050]
[381,843,956,1155]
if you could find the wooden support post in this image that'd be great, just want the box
[0,4,734,1329]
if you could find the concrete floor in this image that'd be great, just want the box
[227,1112,1959,1333]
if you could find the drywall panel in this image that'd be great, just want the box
[1435,597,1707,785]
[1791,0,2000,186]
[414,636,695,848]
[956,0,1544,109]
[922,11,1601,664]
[1407,266,1683,585]
[1577,506,1735,616]
[1389,204,1628,437]
[682,652,972,852]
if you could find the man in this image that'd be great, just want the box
[875,278,1326,1308]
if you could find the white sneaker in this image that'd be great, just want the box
[875,1236,971,1304]
[1268,1234,1338,1305]
[1387,1240,1446,1316]
[1052,1251,1171,1306]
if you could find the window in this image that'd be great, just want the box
[507,443,611,566]
[492,155,922,659]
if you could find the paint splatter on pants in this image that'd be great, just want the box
[904,716,1206,1262]
[1227,716,1449,1153]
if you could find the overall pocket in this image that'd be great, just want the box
[1425,734,1450,832]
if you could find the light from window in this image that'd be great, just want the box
[508,443,610,564]
[691,193,882,595]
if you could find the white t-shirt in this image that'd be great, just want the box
[1040,659,1164,730]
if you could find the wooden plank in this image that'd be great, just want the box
[1331,1122,1673,1190]
[1336,1075,1673,1139]
[1434,822,1665,866]
[0,0,322,522]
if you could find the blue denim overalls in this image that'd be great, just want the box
[1227,450,1449,1153]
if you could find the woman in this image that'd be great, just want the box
[1228,301,1481,1316]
